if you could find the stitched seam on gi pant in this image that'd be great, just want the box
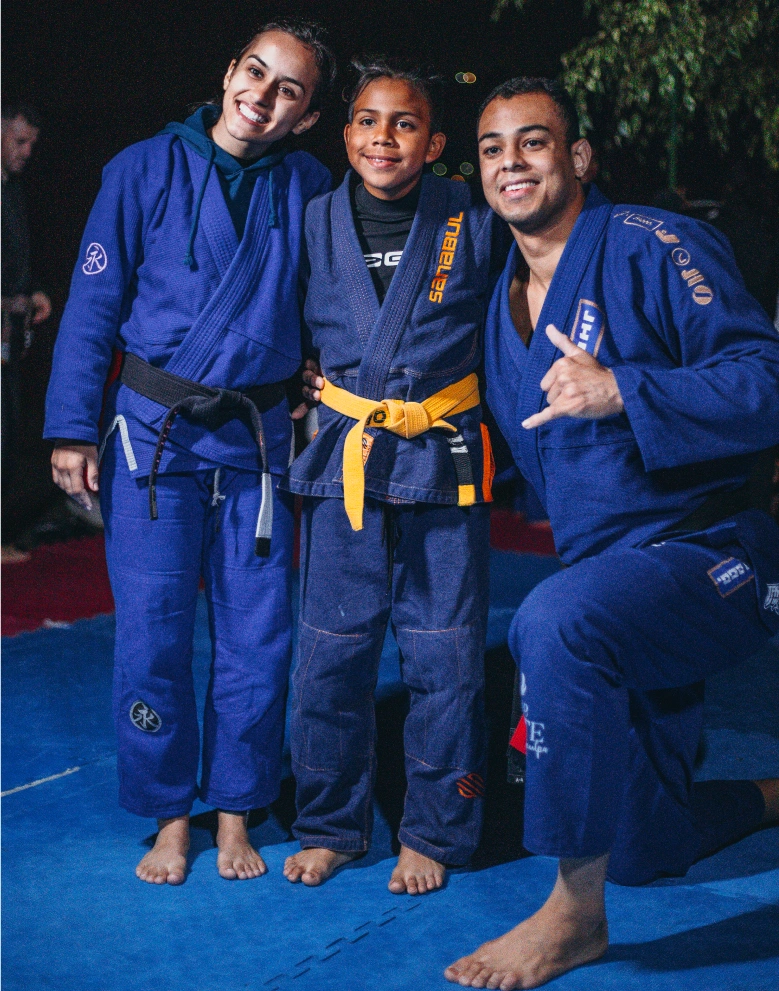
[299,619,367,640]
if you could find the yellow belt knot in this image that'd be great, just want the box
[319,373,480,531]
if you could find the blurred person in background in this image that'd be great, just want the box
[2,102,52,563]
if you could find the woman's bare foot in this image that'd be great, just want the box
[388,845,445,895]
[445,854,610,989]
[216,811,267,880]
[283,848,358,886]
[136,815,189,885]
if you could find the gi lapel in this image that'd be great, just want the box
[163,153,276,382]
[331,173,381,351]
[356,174,450,401]
[515,186,612,487]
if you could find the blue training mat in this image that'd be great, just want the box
[3,549,778,991]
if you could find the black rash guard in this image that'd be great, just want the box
[351,180,421,303]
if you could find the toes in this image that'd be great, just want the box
[499,974,519,991]
[388,876,406,893]
[301,870,322,886]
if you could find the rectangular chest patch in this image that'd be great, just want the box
[707,557,754,597]
[570,300,605,357]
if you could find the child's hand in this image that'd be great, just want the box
[290,358,325,420]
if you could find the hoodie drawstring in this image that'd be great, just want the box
[183,142,215,268]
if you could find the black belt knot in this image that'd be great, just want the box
[117,351,284,555]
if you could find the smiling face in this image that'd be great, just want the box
[211,30,321,160]
[478,91,591,236]
[344,77,446,201]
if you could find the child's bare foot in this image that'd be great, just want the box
[283,848,358,886]
[136,815,189,885]
[216,811,267,880]
[445,853,609,989]
[388,845,445,895]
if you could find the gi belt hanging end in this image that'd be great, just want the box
[255,471,273,557]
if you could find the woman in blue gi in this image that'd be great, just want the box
[44,20,335,885]
[281,62,504,894]
[445,79,779,989]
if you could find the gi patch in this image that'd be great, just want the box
[130,700,162,732]
[570,300,605,357]
[621,213,664,232]
[764,584,779,615]
[82,242,108,275]
[707,557,754,598]
[456,772,485,798]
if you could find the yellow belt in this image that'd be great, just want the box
[319,372,480,531]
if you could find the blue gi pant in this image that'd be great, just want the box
[100,432,294,819]
[510,517,774,885]
[291,497,489,865]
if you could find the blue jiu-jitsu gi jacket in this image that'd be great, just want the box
[283,172,503,504]
[485,186,779,616]
[44,118,330,476]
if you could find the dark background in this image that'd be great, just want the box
[4,0,779,533]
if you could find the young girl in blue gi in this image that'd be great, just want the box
[45,21,335,885]
[282,62,504,894]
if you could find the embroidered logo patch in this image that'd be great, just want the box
[707,557,754,598]
[764,584,779,615]
[622,213,663,232]
[82,242,108,275]
[456,772,486,798]
[570,300,605,357]
[130,700,162,733]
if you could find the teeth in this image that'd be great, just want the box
[239,102,265,123]
[505,181,536,191]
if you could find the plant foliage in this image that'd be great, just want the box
[493,0,779,170]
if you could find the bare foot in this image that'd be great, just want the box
[388,845,445,895]
[1,544,31,564]
[136,815,189,885]
[445,854,609,989]
[756,778,779,823]
[216,810,267,880]
[283,848,358,886]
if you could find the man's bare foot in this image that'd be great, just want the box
[445,853,609,989]
[388,845,445,895]
[136,815,189,885]
[1,544,31,564]
[283,848,358,886]
[756,778,779,823]
[216,810,267,880]
[445,904,607,989]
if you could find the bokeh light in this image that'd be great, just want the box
[455,72,465,83]
[460,162,475,175]
[462,72,477,84]
[432,162,448,176]
[451,175,466,182]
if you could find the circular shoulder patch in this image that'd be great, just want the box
[82,243,108,275]
[130,700,162,733]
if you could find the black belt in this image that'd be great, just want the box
[660,484,751,538]
[119,351,286,556]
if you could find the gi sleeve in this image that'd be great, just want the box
[612,221,779,471]
[44,146,163,444]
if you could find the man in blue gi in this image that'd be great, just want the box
[281,61,504,894]
[44,21,335,885]
[445,78,779,989]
